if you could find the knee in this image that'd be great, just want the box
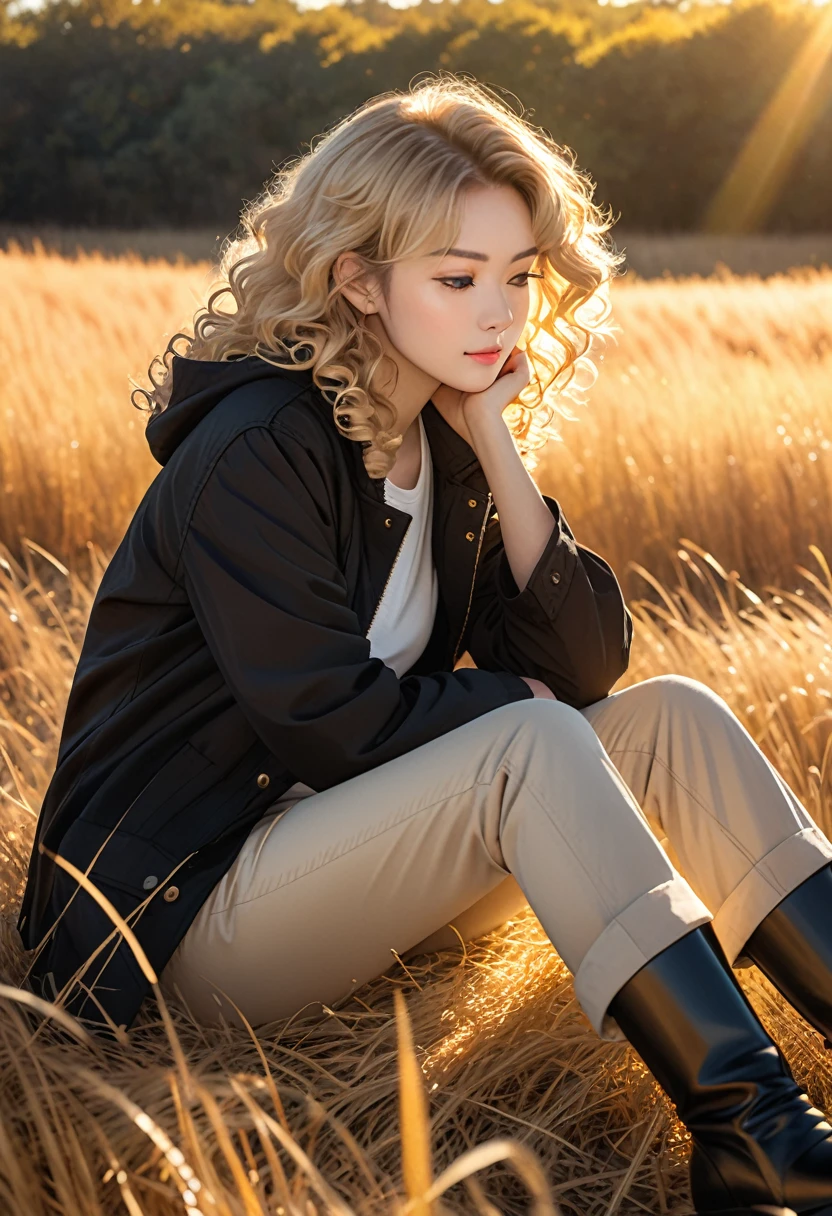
[633,672,732,721]
[496,694,603,755]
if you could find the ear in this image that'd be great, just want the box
[332,252,383,316]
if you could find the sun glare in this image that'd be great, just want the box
[704,2,832,231]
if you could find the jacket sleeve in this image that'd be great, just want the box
[461,494,634,709]
[176,424,534,791]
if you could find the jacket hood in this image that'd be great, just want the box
[146,355,316,467]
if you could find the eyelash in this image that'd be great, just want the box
[438,271,545,291]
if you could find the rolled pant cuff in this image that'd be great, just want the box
[712,826,832,968]
[573,877,713,1043]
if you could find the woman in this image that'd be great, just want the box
[17,77,832,1214]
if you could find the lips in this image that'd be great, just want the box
[466,349,502,364]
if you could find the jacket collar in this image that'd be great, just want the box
[339,396,488,502]
[420,399,488,489]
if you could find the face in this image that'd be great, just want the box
[336,183,540,402]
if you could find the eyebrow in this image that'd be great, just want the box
[427,245,539,263]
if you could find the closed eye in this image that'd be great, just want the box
[438,271,544,291]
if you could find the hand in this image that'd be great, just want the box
[520,676,558,701]
[431,346,531,449]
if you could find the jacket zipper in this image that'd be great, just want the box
[366,526,409,636]
[451,490,493,668]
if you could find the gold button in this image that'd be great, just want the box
[257,773,270,789]
[384,518,393,528]
[551,572,561,584]
[465,531,475,542]
[468,498,477,508]
[163,886,180,902]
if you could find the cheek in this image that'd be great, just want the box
[387,285,463,355]
[401,286,456,333]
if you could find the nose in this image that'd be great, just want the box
[478,284,515,335]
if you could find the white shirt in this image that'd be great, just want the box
[269,411,438,813]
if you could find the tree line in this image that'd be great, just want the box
[1,0,829,233]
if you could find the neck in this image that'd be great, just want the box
[363,313,439,437]
[386,414,422,490]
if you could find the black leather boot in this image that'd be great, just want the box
[742,863,832,1050]
[607,922,832,1216]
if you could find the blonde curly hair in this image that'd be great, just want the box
[134,73,624,479]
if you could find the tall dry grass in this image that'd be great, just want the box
[2,242,832,604]
[1,244,832,1214]
[547,265,832,604]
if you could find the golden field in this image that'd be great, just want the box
[1,243,832,1215]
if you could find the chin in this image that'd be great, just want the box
[459,365,502,388]
[440,378,494,396]
[466,368,501,386]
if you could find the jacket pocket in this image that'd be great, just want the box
[54,818,184,903]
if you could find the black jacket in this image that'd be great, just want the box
[17,354,633,1035]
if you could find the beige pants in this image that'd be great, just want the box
[159,674,832,1040]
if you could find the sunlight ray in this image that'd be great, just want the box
[704,3,832,232]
